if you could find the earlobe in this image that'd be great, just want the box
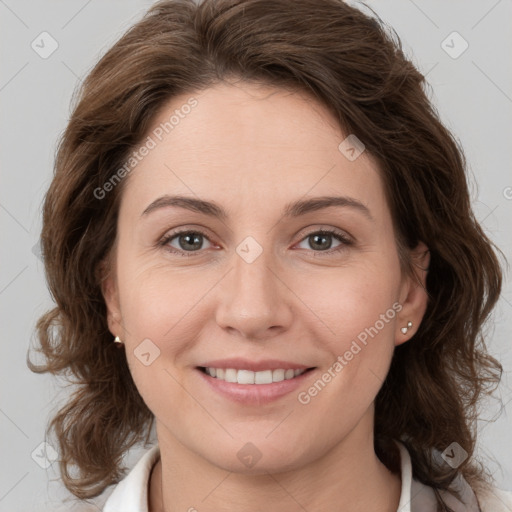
[396,241,430,346]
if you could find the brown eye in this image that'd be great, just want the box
[160,230,213,256]
[295,229,353,254]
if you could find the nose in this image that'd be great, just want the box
[214,248,293,340]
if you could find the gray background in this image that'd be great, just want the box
[1,0,511,510]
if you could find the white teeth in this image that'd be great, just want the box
[237,370,255,384]
[225,368,237,383]
[204,367,307,384]
[272,369,285,382]
[255,370,272,384]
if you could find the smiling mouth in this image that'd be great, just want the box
[197,366,316,385]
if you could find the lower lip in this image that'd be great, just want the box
[196,368,316,405]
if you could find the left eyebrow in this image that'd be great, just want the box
[141,194,374,222]
[283,195,374,222]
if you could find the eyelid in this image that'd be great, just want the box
[294,224,353,243]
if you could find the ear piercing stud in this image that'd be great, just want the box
[114,336,124,346]
[401,321,413,334]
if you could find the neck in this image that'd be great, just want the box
[149,411,401,512]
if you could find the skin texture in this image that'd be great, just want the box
[102,81,430,512]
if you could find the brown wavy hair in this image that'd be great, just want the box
[28,0,505,509]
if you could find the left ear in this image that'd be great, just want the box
[395,241,430,346]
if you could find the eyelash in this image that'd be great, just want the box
[157,228,354,258]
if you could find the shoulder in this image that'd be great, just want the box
[475,485,512,512]
[394,440,512,512]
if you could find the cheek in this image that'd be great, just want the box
[116,264,219,404]
[294,260,400,340]
[118,259,210,336]
[294,272,400,427]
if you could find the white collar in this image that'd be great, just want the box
[394,441,481,512]
[103,444,160,512]
[102,441,482,511]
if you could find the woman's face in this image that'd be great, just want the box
[103,81,428,473]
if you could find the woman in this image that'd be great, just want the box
[28,0,512,511]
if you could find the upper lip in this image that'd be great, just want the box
[198,358,315,372]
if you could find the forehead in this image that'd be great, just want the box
[119,82,387,220]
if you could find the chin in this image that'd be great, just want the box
[195,435,314,475]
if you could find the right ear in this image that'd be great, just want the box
[98,257,122,338]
